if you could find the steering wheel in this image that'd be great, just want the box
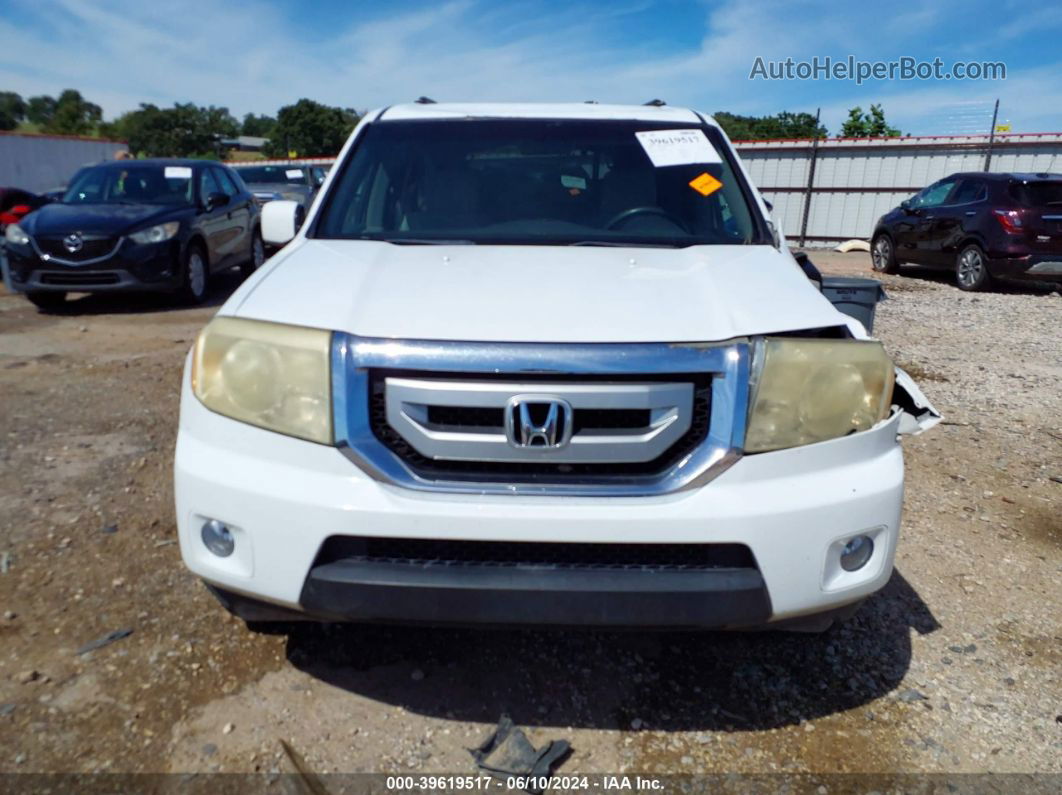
[605,206,690,234]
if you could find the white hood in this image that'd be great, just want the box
[229,240,848,343]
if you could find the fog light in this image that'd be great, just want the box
[840,535,873,571]
[201,519,234,557]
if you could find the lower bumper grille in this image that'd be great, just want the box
[39,271,121,286]
[316,536,757,571]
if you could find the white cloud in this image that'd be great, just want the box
[0,0,1053,135]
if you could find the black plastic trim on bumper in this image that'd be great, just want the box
[988,254,1062,282]
[296,560,772,629]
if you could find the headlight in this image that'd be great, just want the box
[129,221,180,244]
[4,223,30,246]
[745,338,895,453]
[191,317,332,444]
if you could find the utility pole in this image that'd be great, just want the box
[984,98,1000,172]
[798,107,821,249]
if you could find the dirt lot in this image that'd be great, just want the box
[0,252,1059,784]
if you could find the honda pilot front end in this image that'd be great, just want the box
[174,102,939,631]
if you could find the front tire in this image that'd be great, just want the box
[871,234,899,274]
[240,229,265,277]
[177,244,209,305]
[956,243,994,292]
[26,291,67,311]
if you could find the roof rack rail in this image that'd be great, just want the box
[414,96,437,104]
[643,99,666,107]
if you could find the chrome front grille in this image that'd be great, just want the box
[368,373,712,480]
[381,376,694,464]
[332,335,750,496]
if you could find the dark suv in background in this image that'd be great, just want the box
[871,172,1062,291]
[2,159,263,310]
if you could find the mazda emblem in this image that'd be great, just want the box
[63,233,84,253]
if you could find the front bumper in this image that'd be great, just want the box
[299,559,772,628]
[175,364,906,629]
[4,239,182,292]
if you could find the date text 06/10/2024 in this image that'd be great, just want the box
[385,775,664,791]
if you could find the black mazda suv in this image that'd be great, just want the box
[871,171,1062,291]
[2,159,263,310]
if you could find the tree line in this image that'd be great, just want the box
[0,88,904,158]
[0,89,359,159]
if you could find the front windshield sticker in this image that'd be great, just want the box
[285,169,303,178]
[635,129,721,167]
[164,166,193,179]
[689,172,723,196]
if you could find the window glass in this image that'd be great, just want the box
[213,168,240,197]
[62,164,194,206]
[1009,180,1062,207]
[314,119,766,247]
[910,180,957,209]
[199,168,221,201]
[949,179,986,204]
[236,165,306,185]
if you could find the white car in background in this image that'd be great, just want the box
[175,102,939,631]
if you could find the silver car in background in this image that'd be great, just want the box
[231,164,327,230]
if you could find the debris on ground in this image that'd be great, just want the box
[470,715,571,792]
[76,628,134,656]
[1,551,10,574]
[898,688,929,703]
[279,738,330,795]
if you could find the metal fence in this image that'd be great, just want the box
[220,132,1062,248]
[0,132,128,193]
[734,132,1062,247]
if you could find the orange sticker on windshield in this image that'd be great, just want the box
[689,172,722,196]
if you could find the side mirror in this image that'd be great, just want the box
[314,174,325,187]
[262,200,301,246]
[899,199,912,212]
[763,199,774,213]
[792,250,823,291]
[205,192,230,210]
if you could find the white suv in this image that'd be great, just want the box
[175,102,939,631]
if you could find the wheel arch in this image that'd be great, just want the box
[184,233,209,266]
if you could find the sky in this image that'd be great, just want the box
[1,0,1059,137]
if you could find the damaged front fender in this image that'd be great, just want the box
[892,367,942,435]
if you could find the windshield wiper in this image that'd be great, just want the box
[373,237,476,245]
[568,240,684,248]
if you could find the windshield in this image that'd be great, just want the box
[313,119,766,247]
[62,164,194,206]
[236,166,307,186]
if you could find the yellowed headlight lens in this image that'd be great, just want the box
[745,338,894,453]
[192,317,332,444]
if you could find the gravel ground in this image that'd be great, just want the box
[0,253,1058,784]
